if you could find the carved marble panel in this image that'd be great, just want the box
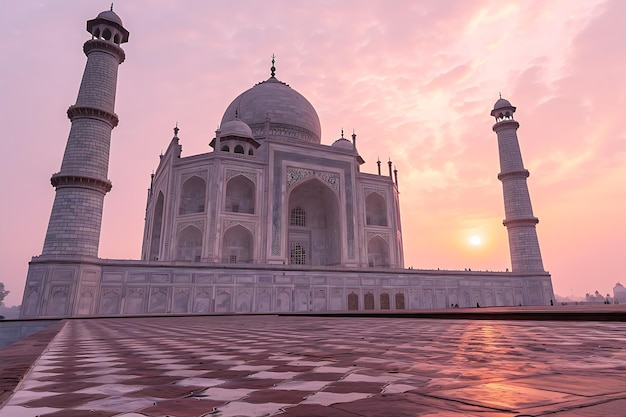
[193,288,212,313]
[173,288,190,313]
[256,288,272,312]
[276,287,292,312]
[286,167,339,193]
[225,169,257,183]
[100,287,121,315]
[215,288,233,313]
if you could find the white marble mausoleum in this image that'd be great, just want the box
[20,8,554,318]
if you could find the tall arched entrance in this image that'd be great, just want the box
[287,178,341,266]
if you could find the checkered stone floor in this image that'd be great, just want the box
[2,315,626,416]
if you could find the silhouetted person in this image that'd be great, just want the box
[476,303,480,308]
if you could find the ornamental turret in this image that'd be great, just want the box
[492,97,544,272]
[41,8,129,257]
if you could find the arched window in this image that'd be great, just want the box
[221,145,230,152]
[380,293,390,309]
[176,225,203,261]
[248,149,254,155]
[225,175,255,214]
[290,207,306,226]
[367,236,390,268]
[221,225,253,263]
[234,145,244,154]
[348,292,359,310]
[290,242,306,265]
[102,28,112,41]
[364,292,375,310]
[179,176,206,215]
[114,34,120,44]
[365,193,387,226]
[395,293,406,309]
[94,28,101,39]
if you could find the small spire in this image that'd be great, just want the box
[173,122,179,137]
[351,129,357,145]
[110,3,114,11]
[341,128,344,138]
[499,92,502,99]
[270,54,276,78]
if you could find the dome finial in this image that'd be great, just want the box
[499,91,502,99]
[341,128,344,138]
[173,122,179,138]
[110,2,114,11]
[270,54,276,78]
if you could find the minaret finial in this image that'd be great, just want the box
[270,54,276,78]
[173,122,179,138]
[341,128,344,138]
[110,3,114,11]
[499,92,502,99]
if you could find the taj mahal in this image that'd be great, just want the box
[20,8,554,318]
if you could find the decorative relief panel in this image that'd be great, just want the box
[366,231,389,243]
[225,169,257,183]
[222,219,256,235]
[80,286,95,296]
[50,285,70,294]
[286,167,339,192]
[177,219,205,234]
[181,171,207,182]
[102,287,120,296]
[128,287,145,296]
[364,187,387,200]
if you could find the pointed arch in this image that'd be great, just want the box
[179,176,206,215]
[222,224,253,263]
[225,175,255,214]
[365,192,387,226]
[287,178,341,266]
[149,191,164,261]
[367,235,389,268]
[176,225,203,261]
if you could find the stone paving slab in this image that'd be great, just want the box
[1,314,626,416]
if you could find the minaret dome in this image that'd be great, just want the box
[87,9,129,45]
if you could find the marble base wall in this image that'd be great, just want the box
[21,257,555,318]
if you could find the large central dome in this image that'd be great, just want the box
[221,76,321,144]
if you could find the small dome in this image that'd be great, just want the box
[332,138,354,150]
[220,119,254,139]
[96,10,124,26]
[493,97,513,110]
[221,77,321,144]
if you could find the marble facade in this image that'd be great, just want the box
[20,8,554,318]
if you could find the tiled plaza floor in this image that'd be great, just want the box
[1,313,626,416]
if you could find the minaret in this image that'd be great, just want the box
[491,97,544,272]
[41,8,129,257]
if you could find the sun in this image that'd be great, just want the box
[470,235,482,246]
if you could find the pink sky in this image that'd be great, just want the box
[1,1,625,306]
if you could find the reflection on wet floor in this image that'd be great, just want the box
[1,315,626,416]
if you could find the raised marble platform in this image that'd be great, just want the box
[22,256,554,318]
